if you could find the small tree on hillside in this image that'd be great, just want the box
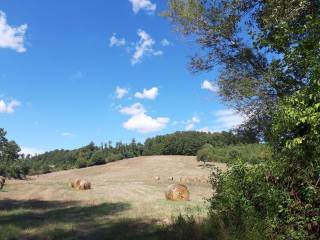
[197,144,215,167]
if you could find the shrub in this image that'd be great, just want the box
[107,153,123,162]
[89,151,106,165]
[210,144,271,164]
[206,85,320,240]
[197,144,215,165]
[269,85,320,239]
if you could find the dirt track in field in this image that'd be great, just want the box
[0,156,227,220]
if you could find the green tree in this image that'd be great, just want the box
[164,0,320,139]
[164,1,320,239]
[269,83,320,238]
[197,143,215,166]
[0,128,20,163]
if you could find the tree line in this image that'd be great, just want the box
[0,129,257,177]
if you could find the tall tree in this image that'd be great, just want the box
[0,128,20,163]
[164,0,320,139]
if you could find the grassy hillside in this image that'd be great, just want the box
[5,130,254,177]
[0,156,226,240]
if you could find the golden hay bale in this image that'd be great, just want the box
[165,184,190,201]
[155,176,160,181]
[78,180,91,190]
[168,176,174,181]
[0,176,5,185]
[179,177,185,183]
[200,176,208,184]
[70,179,81,189]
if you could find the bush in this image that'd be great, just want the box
[269,85,320,239]
[89,151,106,165]
[107,153,123,162]
[209,160,282,239]
[206,85,320,240]
[0,163,30,179]
[197,144,215,165]
[210,144,272,164]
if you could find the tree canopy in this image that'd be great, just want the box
[164,0,320,139]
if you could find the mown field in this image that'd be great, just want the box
[0,156,227,240]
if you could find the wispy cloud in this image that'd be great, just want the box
[161,39,171,47]
[129,0,156,14]
[131,29,162,65]
[120,103,169,133]
[134,87,158,100]
[201,80,219,93]
[109,33,126,47]
[0,99,21,113]
[0,11,27,53]
[115,86,129,99]
[214,109,245,130]
[71,71,84,80]
[61,132,76,138]
[185,116,200,130]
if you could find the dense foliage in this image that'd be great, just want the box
[0,129,29,178]
[196,143,215,165]
[1,130,255,176]
[24,140,144,175]
[144,131,256,156]
[209,85,320,239]
[205,144,271,164]
[164,0,320,239]
[164,0,319,140]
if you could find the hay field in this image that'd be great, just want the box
[0,155,227,240]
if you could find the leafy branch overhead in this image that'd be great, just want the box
[164,0,320,139]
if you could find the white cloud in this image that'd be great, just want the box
[109,33,126,47]
[123,114,169,133]
[161,39,171,47]
[120,103,169,133]
[131,29,162,65]
[115,86,129,99]
[0,99,21,113]
[214,109,245,129]
[201,80,219,93]
[0,11,27,53]
[120,102,146,115]
[134,87,158,100]
[129,0,156,14]
[20,147,44,156]
[61,132,76,138]
[185,116,200,130]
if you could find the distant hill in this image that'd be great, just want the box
[4,131,257,177]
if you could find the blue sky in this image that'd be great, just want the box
[0,0,244,155]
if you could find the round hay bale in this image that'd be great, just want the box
[201,176,208,184]
[165,184,190,201]
[185,176,193,183]
[155,176,160,181]
[168,176,174,181]
[70,179,81,189]
[0,176,5,185]
[78,180,91,190]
